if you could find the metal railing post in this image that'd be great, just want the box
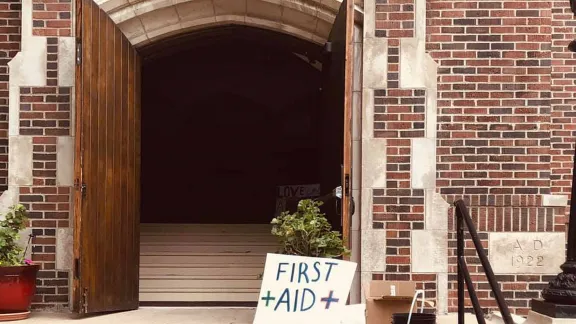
[457,206,465,324]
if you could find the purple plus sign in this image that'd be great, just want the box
[320,290,339,309]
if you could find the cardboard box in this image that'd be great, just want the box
[365,281,417,324]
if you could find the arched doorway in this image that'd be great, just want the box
[73,0,360,314]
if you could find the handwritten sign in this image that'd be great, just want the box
[277,184,321,198]
[253,253,358,324]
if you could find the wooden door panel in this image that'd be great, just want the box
[74,0,141,313]
[319,0,354,251]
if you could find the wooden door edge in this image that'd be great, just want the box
[72,0,83,312]
[341,0,355,260]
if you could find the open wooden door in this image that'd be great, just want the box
[73,0,141,314]
[318,0,354,252]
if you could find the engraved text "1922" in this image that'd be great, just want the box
[511,239,545,268]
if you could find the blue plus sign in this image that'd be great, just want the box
[261,291,276,307]
[320,291,340,309]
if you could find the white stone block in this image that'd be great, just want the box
[360,188,372,230]
[352,91,361,141]
[57,137,74,186]
[97,0,129,14]
[8,136,33,186]
[133,0,172,17]
[411,138,435,189]
[412,230,448,273]
[213,0,247,15]
[414,0,425,39]
[399,38,426,89]
[56,228,73,270]
[352,139,361,190]
[58,38,75,87]
[282,6,316,33]
[117,17,147,41]
[489,233,566,274]
[110,6,136,24]
[354,24,363,43]
[361,139,386,188]
[8,84,21,136]
[13,37,47,86]
[279,23,314,42]
[175,0,215,21]
[425,86,437,138]
[361,229,386,272]
[361,0,375,39]
[22,0,33,37]
[542,194,569,207]
[146,22,181,42]
[400,38,438,91]
[139,6,180,33]
[353,42,362,91]
[315,17,332,39]
[361,89,374,139]
[351,189,360,230]
[320,0,340,12]
[425,190,449,230]
[436,273,448,315]
[247,0,282,21]
[0,188,19,218]
[360,271,372,303]
[362,38,387,89]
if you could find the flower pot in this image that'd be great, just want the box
[0,265,39,314]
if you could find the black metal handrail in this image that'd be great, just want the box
[454,199,513,324]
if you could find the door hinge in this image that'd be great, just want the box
[76,40,82,65]
[74,258,80,279]
[81,288,88,314]
[74,179,87,196]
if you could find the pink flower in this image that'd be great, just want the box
[24,259,33,265]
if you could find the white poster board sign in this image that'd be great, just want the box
[327,304,366,324]
[253,253,358,324]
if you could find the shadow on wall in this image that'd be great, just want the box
[140,35,328,225]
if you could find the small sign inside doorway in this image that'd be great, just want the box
[274,184,321,217]
[277,184,321,198]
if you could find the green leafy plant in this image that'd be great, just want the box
[271,199,349,258]
[0,204,32,267]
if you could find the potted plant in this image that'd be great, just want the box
[271,199,349,258]
[0,204,38,321]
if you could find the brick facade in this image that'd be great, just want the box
[0,0,21,190]
[5,0,576,315]
[368,0,575,317]
[8,0,73,309]
[32,0,71,36]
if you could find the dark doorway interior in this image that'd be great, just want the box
[139,26,343,230]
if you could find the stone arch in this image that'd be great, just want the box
[94,0,363,47]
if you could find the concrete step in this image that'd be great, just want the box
[437,312,526,324]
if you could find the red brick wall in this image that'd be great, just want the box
[373,0,438,312]
[0,0,21,190]
[372,0,574,317]
[425,0,570,316]
[550,0,576,198]
[16,6,72,308]
[32,0,71,36]
[375,0,415,38]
